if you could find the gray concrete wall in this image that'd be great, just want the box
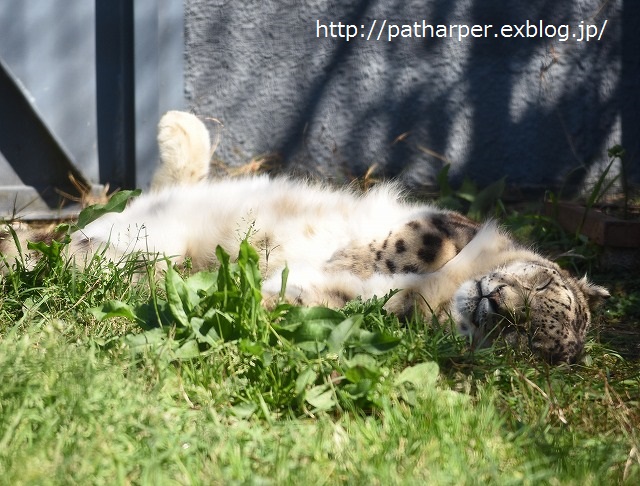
[184,0,639,193]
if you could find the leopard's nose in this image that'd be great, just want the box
[480,295,499,314]
[482,284,506,312]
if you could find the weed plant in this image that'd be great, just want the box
[0,188,638,484]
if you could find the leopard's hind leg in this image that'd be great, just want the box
[325,211,480,278]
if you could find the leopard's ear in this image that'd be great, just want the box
[577,276,610,309]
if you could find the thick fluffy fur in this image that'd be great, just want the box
[150,110,212,190]
[1,112,609,363]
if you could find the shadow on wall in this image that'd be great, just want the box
[184,0,638,194]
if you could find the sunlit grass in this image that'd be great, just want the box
[0,221,638,484]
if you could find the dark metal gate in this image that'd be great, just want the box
[0,0,184,220]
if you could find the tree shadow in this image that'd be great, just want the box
[187,0,637,194]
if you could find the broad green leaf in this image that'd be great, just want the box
[305,384,336,411]
[134,300,169,329]
[260,350,273,367]
[27,237,68,262]
[239,339,272,366]
[272,320,303,333]
[185,271,218,295]
[190,317,218,345]
[394,362,440,388]
[282,306,344,327]
[124,328,169,351]
[230,402,258,419]
[174,339,202,360]
[165,264,191,327]
[237,238,260,266]
[76,189,141,229]
[344,354,381,383]
[342,379,375,400]
[201,307,237,341]
[237,239,261,285]
[327,315,363,354]
[356,330,401,355]
[296,341,327,354]
[55,222,71,233]
[456,178,478,203]
[295,367,318,395]
[277,307,344,343]
[287,322,333,343]
[89,300,140,322]
[200,322,221,342]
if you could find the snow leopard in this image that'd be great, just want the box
[0,111,609,363]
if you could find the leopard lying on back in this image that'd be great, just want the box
[0,111,609,363]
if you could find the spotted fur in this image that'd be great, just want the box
[0,111,610,363]
[452,261,605,363]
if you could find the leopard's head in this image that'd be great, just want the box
[452,260,609,363]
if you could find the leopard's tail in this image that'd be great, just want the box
[150,110,212,190]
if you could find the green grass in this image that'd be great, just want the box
[1,221,639,484]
